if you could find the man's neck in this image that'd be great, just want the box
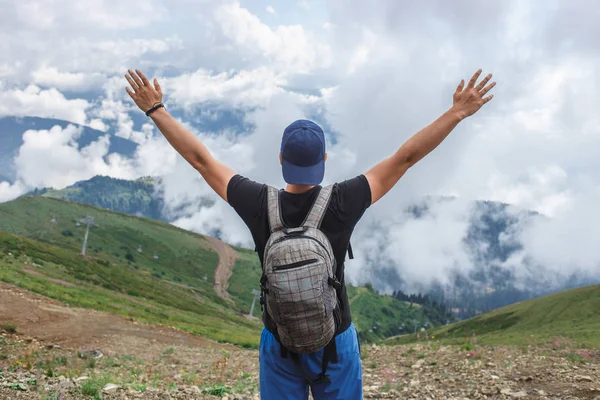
[285,184,316,194]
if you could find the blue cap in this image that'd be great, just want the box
[280,119,326,185]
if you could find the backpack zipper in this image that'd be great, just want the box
[273,258,318,272]
[271,234,330,254]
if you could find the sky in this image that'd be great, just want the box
[1,0,599,293]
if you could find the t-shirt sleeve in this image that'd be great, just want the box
[333,174,372,229]
[227,174,267,229]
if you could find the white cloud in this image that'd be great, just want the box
[0,85,89,125]
[1,0,600,296]
[32,66,105,92]
[266,5,276,15]
[164,68,286,109]
[13,125,135,189]
[215,2,332,73]
[0,181,27,202]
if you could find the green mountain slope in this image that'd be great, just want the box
[387,284,600,347]
[347,285,450,343]
[0,195,450,345]
[0,195,261,347]
[29,175,166,221]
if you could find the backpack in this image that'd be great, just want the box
[260,184,342,383]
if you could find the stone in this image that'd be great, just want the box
[103,383,120,393]
[190,386,201,393]
[58,379,74,389]
[501,388,528,398]
[577,375,593,382]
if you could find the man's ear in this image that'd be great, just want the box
[279,153,283,166]
[324,153,328,162]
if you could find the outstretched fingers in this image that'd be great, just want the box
[455,79,465,94]
[482,94,494,104]
[467,69,483,89]
[125,74,138,91]
[125,87,136,99]
[154,78,162,94]
[476,73,492,91]
[136,69,150,86]
[480,81,496,97]
[128,69,144,87]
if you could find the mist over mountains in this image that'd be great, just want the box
[25,172,599,319]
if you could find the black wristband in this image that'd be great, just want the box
[145,103,165,117]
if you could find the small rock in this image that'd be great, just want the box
[58,380,74,389]
[74,376,89,384]
[491,375,500,380]
[412,359,425,369]
[103,383,120,393]
[577,375,593,382]
[190,386,201,393]
[501,388,528,398]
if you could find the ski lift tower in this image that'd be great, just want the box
[249,289,261,318]
[78,216,99,256]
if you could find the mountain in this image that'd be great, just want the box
[0,117,137,184]
[387,283,600,347]
[20,175,600,320]
[0,195,438,344]
[30,175,167,221]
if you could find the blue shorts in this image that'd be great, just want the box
[259,323,363,400]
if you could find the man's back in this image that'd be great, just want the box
[227,174,371,335]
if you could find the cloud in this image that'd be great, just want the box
[1,0,600,298]
[164,68,286,109]
[0,181,27,203]
[0,85,89,125]
[214,2,332,73]
[266,5,276,15]
[32,66,105,92]
[13,125,136,189]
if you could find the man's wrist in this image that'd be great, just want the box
[149,106,168,120]
[447,105,467,122]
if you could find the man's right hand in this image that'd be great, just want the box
[450,69,496,121]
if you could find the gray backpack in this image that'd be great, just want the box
[260,185,342,360]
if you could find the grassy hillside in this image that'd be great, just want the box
[347,285,450,343]
[0,196,262,347]
[387,284,600,347]
[0,194,452,345]
[31,175,167,221]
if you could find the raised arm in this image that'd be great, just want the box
[364,69,496,204]
[125,69,236,201]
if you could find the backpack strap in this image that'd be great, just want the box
[267,186,285,233]
[302,185,333,229]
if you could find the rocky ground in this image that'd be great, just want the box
[1,332,599,399]
[1,283,599,399]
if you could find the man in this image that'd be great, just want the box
[125,68,495,399]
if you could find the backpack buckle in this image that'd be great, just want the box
[328,277,342,290]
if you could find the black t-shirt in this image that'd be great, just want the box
[227,174,372,335]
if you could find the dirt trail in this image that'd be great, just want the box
[204,236,238,301]
[0,282,220,353]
